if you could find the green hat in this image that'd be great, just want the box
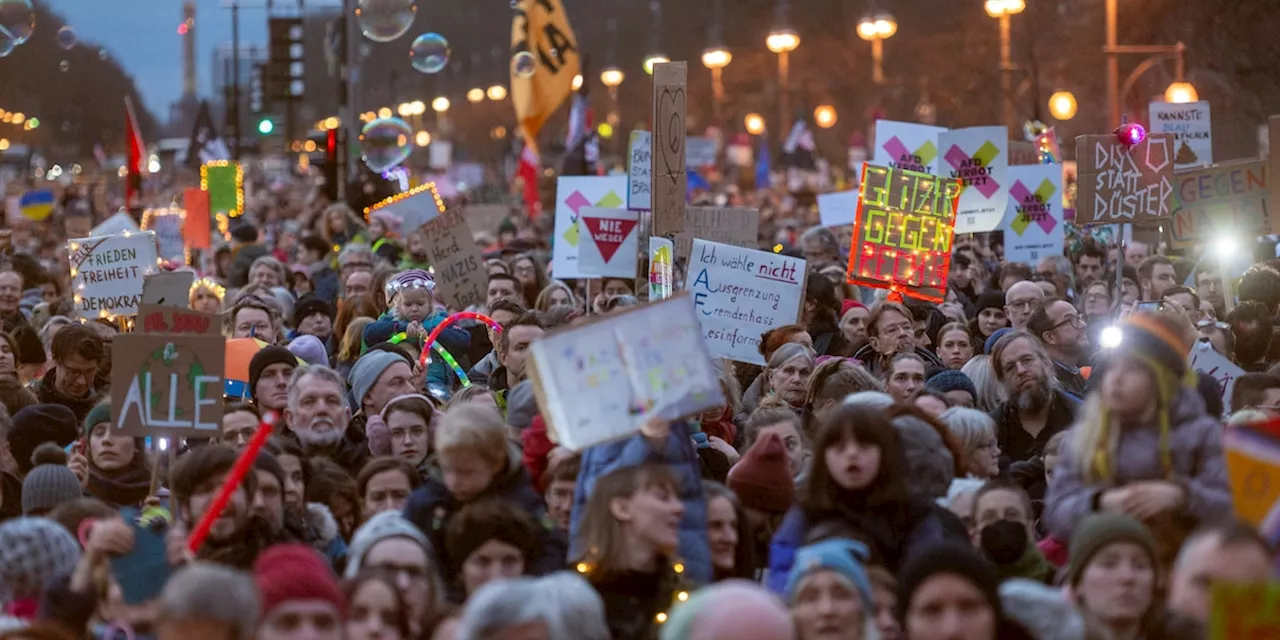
[83,400,112,439]
[1066,514,1157,587]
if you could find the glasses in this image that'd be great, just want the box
[62,365,99,382]
[1049,315,1086,331]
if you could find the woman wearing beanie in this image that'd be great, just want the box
[344,511,445,636]
[0,517,81,624]
[77,401,153,509]
[968,291,1009,347]
[785,538,878,640]
[897,542,1034,640]
[839,300,871,352]
[253,544,345,640]
[1044,312,1232,567]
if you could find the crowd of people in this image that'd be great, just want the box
[0,184,1276,640]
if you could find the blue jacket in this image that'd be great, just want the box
[569,421,711,584]
[363,308,470,393]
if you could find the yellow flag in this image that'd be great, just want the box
[511,0,580,152]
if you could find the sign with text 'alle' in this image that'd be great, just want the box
[110,333,224,438]
[577,207,639,278]
[422,208,485,310]
[69,232,158,320]
[1002,164,1065,266]
[651,61,688,236]
[552,176,628,279]
[628,130,652,211]
[673,206,760,262]
[1074,133,1175,225]
[872,120,946,175]
[686,239,806,365]
[527,293,724,451]
[1149,100,1212,169]
[846,163,960,303]
[939,126,1009,233]
[1169,159,1273,248]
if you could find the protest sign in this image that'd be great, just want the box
[940,126,1009,233]
[686,136,717,168]
[91,211,141,238]
[110,333,224,438]
[673,206,760,262]
[141,272,196,308]
[1149,100,1212,168]
[1222,423,1280,536]
[1191,341,1245,413]
[182,188,211,249]
[1002,164,1065,265]
[817,189,860,228]
[577,207,639,278]
[846,163,961,303]
[1074,133,1175,225]
[1008,141,1040,166]
[628,130,652,211]
[527,293,724,451]
[365,182,444,235]
[1169,159,1272,248]
[651,61,688,236]
[421,208,485,310]
[552,176,628,279]
[873,120,946,175]
[69,232,158,320]
[142,208,186,263]
[137,303,221,336]
[201,161,243,216]
[1209,582,1280,640]
[461,203,512,235]
[649,236,674,301]
[686,239,806,365]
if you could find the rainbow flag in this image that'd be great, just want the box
[19,189,54,221]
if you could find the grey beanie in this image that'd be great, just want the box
[890,413,955,501]
[348,351,405,410]
[22,464,83,515]
[344,511,433,579]
[0,517,81,603]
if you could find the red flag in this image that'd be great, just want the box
[125,97,146,212]
[518,140,541,219]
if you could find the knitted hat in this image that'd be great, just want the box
[83,400,112,439]
[443,502,541,578]
[253,543,344,617]
[8,404,78,476]
[248,346,298,401]
[784,538,873,608]
[292,295,334,328]
[343,511,433,579]
[840,299,866,319]
[288,334,329,368]
[976,290,1006,315]
[726,433,795,514]
[21,445,82,515]
[498,217,517,235]
[898,542,1001,624]
[348,351,405,408]
[1116,312,1193,379]
[383,269,435,303]
[890,413,955,502]
[926,370,978,400]
[984,327,1013,355]
[10,324,44,366]
[1066,514,1157,588]
[0,517,82,604]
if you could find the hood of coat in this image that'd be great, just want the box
[305,501,340,544]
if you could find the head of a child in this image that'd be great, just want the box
[435,404,509,502]
[387,270,436,324]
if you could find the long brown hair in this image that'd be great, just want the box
[806,359,883,407]
[573,463,680,577]
[800,404,909,514]
[334,293,380,353]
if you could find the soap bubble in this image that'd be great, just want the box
[55,25,76,50]
[360,117,413,173]
[0,0,35,58]
[355,0,416,43]
[511,51,536,78]
[58,59,69,72]
[98,48,108,61]
[409,32,448,74]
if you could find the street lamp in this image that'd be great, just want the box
[814,105,837,129]
[397,102,412,117]
[985,0,1025,130]
[766,27,799,141]
[432,97,450,113]
[1104,0,1195,126]
[1164,81,1198,104]
[702,47,732,124]
[856,13,897,84]
[643,53,670,75]
[486,85,507,101]
[467,88,485,103]
[745,113,766,136]
[414,131,431,147]
[600,67,624,88]
[1048,90,1078,120]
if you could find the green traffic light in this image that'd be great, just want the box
[257,119,274,135]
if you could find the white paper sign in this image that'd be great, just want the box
[685,239,806,365]
[817,189,860,228]
[1149,101,1212,169]
[528,294,725,451]
[1190,341,1244,415]
[628,131,651,211]
[69,232,159,319]
[939,126,1009,233]
[686,136,718,167]
[872,120,947,175]
[91,211,142,238]
[1002,164,1065,266]
[552,176,628,279]
[370,186,444,235]
[577,207,640,278]
[148,211,185,262]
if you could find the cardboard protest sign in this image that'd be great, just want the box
[460,204,512,235]
[1170,160,1271,248]
[1149,101,1212,169]
[1222,423,1280,535]
[651,61,688,236]
[421,208,485,310]
[1191,341,1245,413]
[551,176,628,279]
[1209,582,1280,640]
[142,208,185,263]
[846,163,961,303]
[673,206,760,262]
[1002,164,1065,265]
[110,333,224,438]
[141,272,196,308]
[939,126,1009,233]
[686,239,806,365]
[527,293,724,451]
[1074,133,1175,225]
[69,232,159,320]
[817,189,859,228]
[91,211,141,238]
[137,303,221,336]
[577,207,639,278]
[182,188,211,249]
[365,182,444,236]
[628,130,652,211]
[648,237,674,301]
[873,120,946,175]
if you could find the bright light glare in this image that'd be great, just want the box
[1214,235,1237,261]
[1100,326,1123,350]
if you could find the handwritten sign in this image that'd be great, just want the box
[137,303,222,337]
[1002,164,1065,265]
[674,206,760,262]
[1149,101,1212,169]
[1170,159,1271,248]
[110,333,224,438]
[578,207,639,278]
[651,61,687,236]
[69,232,158,320]
[422,208,484,310]
[940,126,1009,233]
[1074,133,1175,225]
[846,163,960,303]
[552,176,628,279]
[817,189,860,228]
[686,136,717,168]
[628,130,652,211]
[366,183,444,235]
[872,120,946,175]
[1209,582,1280,640]
[1191,340,1245,414]
[686,239,806,365]
[527,293,724,451]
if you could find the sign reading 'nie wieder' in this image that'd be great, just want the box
[846,163,961,303]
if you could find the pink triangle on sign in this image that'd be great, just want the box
[582,217,638,263]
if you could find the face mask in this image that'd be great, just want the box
[980,519,1028,565]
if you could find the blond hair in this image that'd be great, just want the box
[435,404,508,470]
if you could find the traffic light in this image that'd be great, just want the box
[257,118,275,135]
[267,18,305,103]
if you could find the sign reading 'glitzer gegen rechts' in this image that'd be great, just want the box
[846,163,961,303]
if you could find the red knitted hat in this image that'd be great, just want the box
[727,433,795,514]
[253,543,344,617]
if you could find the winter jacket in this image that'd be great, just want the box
[284,502,349,569]
[569,421,711,584]
[467,351,500,387]
[228,243,270,288]
[364,308,470,393]
[522,415,556,491]
[851,343,946,379]
[29,368,103,425]
[305,260,341,306]
[991,387,1081,468]
[18,287,41,320]
[283,427,371,479]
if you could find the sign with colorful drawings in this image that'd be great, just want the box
[1169,159,1273,248]
[68,232,159,320]
[1074,133,1175,225]
[872,120,946,175]
[1002,164,1065,265]
[1149,100,1212,169]
[110,333,225,438]
[551,176,628,279]
[846,163,961,303]
[939,126,1009,233]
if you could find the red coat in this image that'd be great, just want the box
[522,414,556,491]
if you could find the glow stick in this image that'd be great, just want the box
[417,312,502,368]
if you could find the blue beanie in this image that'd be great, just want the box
[984,327,1013,355]
[927,370,978,400]
[784,538,873,609]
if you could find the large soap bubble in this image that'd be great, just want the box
[360,117,413,173]
[355,0,416,43]
[408,32,448,74]
[0,0,35,58]
[55,25,76,50]
[511,51,536,78]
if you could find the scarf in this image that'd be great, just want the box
[992,541,1056,584]
[87,452,152,509]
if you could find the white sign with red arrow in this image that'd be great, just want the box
[577,207,640,279]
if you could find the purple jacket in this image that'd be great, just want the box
[1043,388,1232,541]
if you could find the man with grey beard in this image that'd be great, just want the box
[283,365,370,476]
[987,331,1081,470]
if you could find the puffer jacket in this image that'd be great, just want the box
[363,308,471,393]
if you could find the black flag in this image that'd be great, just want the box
[186,100,230,170]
